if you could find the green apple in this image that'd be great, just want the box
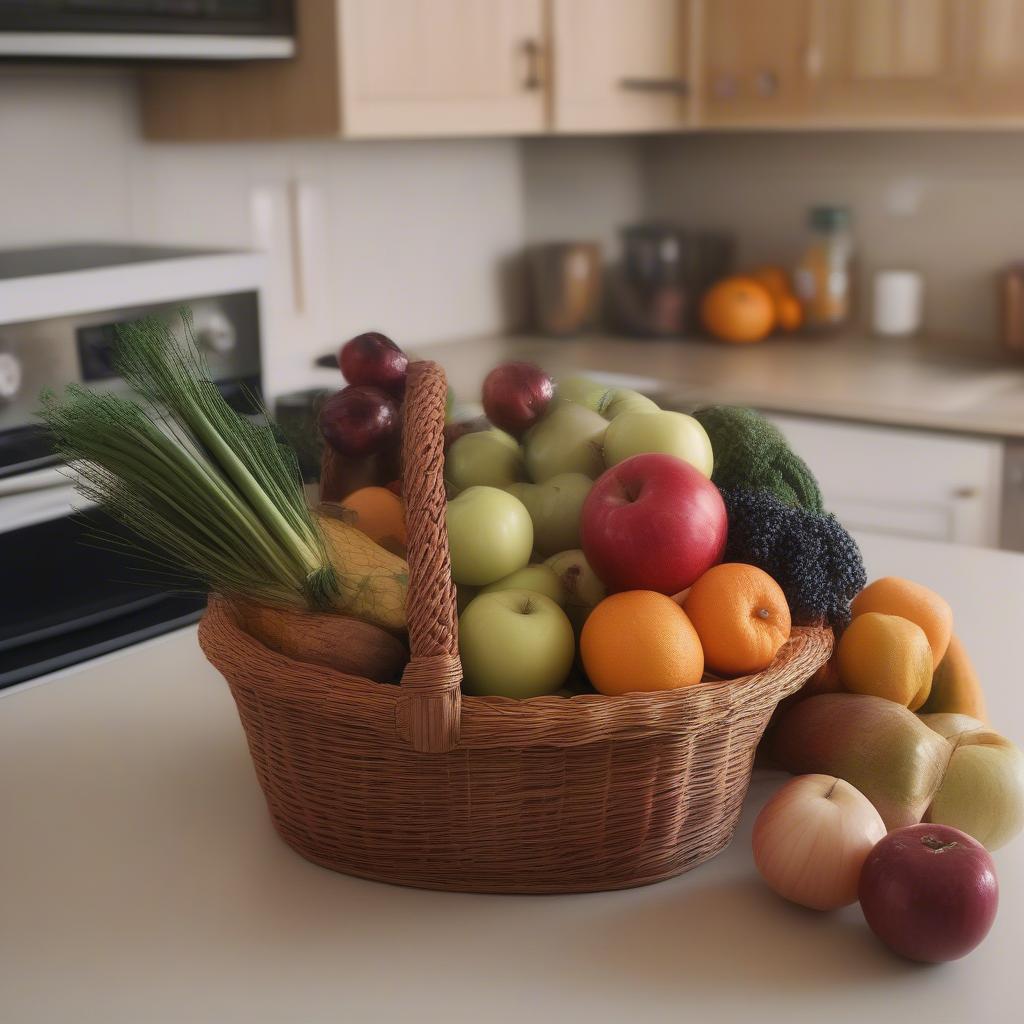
[480,564,566,606]
[506,472,592,556]
[524,402,607,481]
[603,410,714,477]
[557,375,605,408]
[597,387,660,420]
[446,428,525,491]
[446,486,533,586]
[544,549,607,633]
[459,589,575,698]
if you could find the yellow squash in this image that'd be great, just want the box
[317,513,409,632]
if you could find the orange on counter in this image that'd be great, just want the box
[749,266,792,301]
[683,563,792,677]
[580,590,704,695]
[851,577,952,669]
[750,266,802,333]
[837,611,933,710]
[341,486,407,555]
[775,293,803,332]
[700,276,776,344]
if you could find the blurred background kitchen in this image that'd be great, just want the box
[5,0,1024,684]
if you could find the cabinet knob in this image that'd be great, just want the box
[754,69,779,97]
[711,71,738,100]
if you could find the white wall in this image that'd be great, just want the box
[521,137,647,260]
[643,132,1024,352]
[0,69,525,396]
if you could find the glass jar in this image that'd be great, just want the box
[793,206,854,333]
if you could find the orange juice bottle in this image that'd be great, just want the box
[793,206,854,333]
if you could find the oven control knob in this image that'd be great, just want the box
[193,310,237,355]
[0,351,22,400]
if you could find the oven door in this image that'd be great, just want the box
[0,0,294,61]
[0,480,205,690]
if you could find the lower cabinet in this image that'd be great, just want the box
[764,414,1005,548]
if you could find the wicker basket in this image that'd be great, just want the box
[199,360,832,894]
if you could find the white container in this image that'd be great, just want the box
[873,269,924,337]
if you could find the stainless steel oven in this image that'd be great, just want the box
[0,0,294,61]
[0,243,266,688]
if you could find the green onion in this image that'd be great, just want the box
[40,311,338,612]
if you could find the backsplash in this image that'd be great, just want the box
[0,70,524,395]
[643,132,1024,355]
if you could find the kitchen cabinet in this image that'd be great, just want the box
[812,0,969,123]
[766,414,1005,548]
[699,0,818,125]
[961,0,1024,118]
[142,0,547,140]
[551,0,695,133]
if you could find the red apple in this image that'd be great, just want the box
[338,331,408,395]
[858,824,998,963]
[482,361,555,437]
[319,385,399,458]
[580,453,727,594]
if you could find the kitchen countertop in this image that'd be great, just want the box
[309,332,1024,439]
[1,532,1021,1023]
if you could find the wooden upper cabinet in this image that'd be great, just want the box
[699,0,818,125]
[340,0,547,137]
[551,0,695,133]
[812,0,969,122]
[961,0,1024,118]
[142,0,547,140]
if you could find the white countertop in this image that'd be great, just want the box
[307,332,1024,440]
[2,532,1022,1024]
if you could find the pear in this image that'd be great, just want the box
[769,693,949,829]
[506,473,592,556]
[770,693,1024,850]
[921,635,988,721]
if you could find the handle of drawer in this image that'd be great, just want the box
[619,77,690,96]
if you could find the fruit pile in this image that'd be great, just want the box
[319,333,1023,963]
[757,572,1023,962]
[442,359,833,700]
[700,267,803,345]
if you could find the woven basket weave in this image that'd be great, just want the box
[199,360,832,894]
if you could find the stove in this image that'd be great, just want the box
[0,243,266,688]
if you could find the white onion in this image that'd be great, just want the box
[752,774,887,911]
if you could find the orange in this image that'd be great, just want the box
[775,293,803,332]
[750,266,792,302]
[700,276,776,344]
[341,486,407,555]
[851,577,952,669]
[837,612,933,710]
[683,563,792,677]
[580,591,704,695]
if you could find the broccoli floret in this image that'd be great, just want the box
[695,406,824,512]
[720,487,866,629]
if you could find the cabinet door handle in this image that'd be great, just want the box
[619,77,690,96]
[522,38,544,90]
[953,486,981,500]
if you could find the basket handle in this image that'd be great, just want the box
[394,360,462,752]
